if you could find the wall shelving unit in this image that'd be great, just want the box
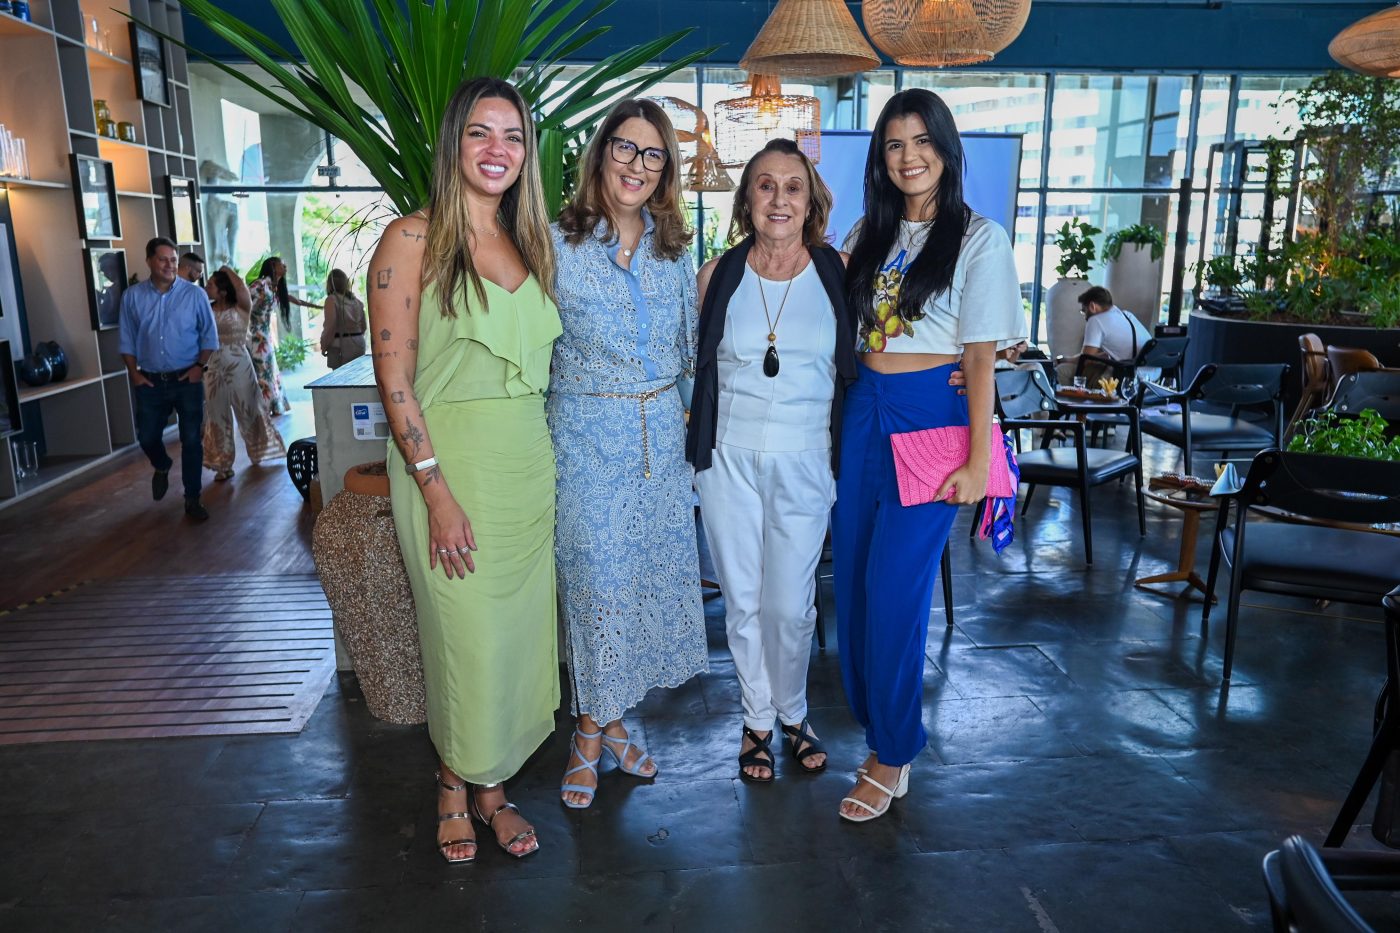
[0,0,197,507]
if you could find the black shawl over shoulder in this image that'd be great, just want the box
[685,238,858,476]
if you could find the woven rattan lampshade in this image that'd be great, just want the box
[650,96,735,192]
[1329,4,1400,78]
[863,0,993,67]
[979,0,1032,53]
[739,0,880,78]
[714,74,821,167]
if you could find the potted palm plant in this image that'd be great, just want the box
[1103,223,1166,332]
[166,0,714,215]
[1046,217,1100,362]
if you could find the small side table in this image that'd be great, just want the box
[1136,486,1219,601]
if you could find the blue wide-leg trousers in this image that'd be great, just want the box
[832,363,966,767]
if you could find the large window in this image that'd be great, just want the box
[191,63,1318,338]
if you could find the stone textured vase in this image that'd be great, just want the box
[1105,243,1164,333]
[311,461,427,725]
[1047,276,1090,366]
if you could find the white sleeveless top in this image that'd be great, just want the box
[715,261,836,452]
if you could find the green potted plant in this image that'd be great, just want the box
[1047,217,1101,361]
[1104,223,1166,331]
[1288,409,1400,461]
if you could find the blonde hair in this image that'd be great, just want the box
[326,268,354,300]
[422,77,556,315]
[557,98,693,261]
[727,139,832,247]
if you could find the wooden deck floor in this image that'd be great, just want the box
[0,574,334,743]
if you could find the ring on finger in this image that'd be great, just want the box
[456,547,470,555]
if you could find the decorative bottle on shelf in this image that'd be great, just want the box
[11,1,29,21]
[93,99,114,138]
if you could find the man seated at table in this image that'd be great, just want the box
[1075,286,1151,386]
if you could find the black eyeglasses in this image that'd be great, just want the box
[608,136,668,173]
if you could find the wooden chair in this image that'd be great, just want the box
[1201,449,1400,681]
[1136,363,1289,472]
[1286,333,1330,439]
[995,368,1146,564]
[1327,345,1383,395]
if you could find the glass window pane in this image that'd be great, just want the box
[903,71,1045,189]
[861,71,896,130]
[1191,75,1233,186]
[1235,75,1312,142]
[1049,74,1190,189]
[191,62,332,189]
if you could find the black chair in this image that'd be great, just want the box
[1262,834,1400,932]
[1137,363,1290,472]
[1084,336,1192,447]
[1325,370,1400,431]
[1325,586,1400,849]
[995,368,1146,564]
[1202,450,1400,681]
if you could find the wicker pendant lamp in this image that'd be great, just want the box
[739,0,880,78]
[714,74,822,167]
[650,96,735,192]
[979,0,1032,53]
[863,0,993,67]
[1329,4,1400,78]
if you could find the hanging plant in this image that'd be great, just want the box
[1053,217,1100,279]
[160,0,715,216]
[1103,223,1165,262]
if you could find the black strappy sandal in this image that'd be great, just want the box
[738,725,775,783]
[781,719,828,774]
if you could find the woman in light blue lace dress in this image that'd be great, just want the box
[549,99,707,809]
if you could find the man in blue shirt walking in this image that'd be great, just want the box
[119,237,219,521]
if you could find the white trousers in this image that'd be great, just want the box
[695,443,836,732]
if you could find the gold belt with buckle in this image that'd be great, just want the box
[583,382,676,479]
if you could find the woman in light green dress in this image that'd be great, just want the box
[369,77,561,864]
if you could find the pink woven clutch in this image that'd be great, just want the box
[889,425,1017,507]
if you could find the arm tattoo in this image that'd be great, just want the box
[376,268,392,289]
[379,328,391,342]
[420,465,442,487]
[401,419,425,457]
[400,229,425,242]
[390,390,406,404]
[407,338,419,350]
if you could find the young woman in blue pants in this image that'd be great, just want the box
[835,89,1025,822]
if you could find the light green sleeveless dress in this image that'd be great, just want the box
[387,274,563,783]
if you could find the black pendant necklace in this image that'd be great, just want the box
[756,258,797,379]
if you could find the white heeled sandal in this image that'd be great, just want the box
[839,764,910,823]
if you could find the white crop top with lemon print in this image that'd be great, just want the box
[847,213,1026,354]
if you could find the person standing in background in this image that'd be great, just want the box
[319,268,368,369]
[202,264,287,481]
[248,257,293,416]
[119,237,220,522]
[178,252,205,284]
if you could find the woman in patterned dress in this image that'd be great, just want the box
[248,257,291,416]
[202,265,287,480]
[550,98,707,809]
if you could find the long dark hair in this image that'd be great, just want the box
[846,89,970,329]
[257,256,290,322]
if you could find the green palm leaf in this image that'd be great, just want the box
[163,0,716,215]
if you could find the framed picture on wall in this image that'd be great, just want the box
[129,22,170,108]
[84,247,127,331]
[166,175,201,245]
[69,155,121,240]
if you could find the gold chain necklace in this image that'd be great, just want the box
[755,254,800,378]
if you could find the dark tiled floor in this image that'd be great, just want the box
[2,438,1398,932]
